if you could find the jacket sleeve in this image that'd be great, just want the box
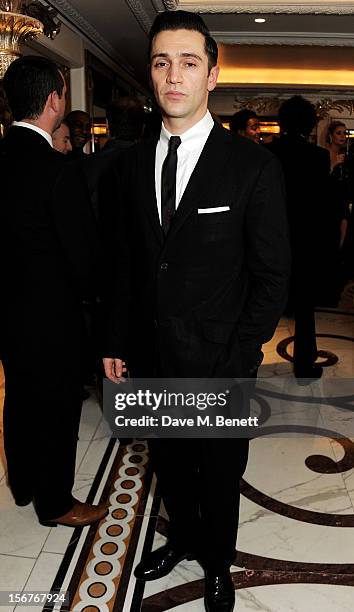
[98,160,132,360]
[237,155,291,372]
[49,160,100,302]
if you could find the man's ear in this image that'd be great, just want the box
[48,90,60,113]
[207,65,219,92]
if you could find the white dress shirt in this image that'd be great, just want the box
[12,121,53,148]
[155,110,214,222]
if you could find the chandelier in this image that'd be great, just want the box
[0,1,61,79]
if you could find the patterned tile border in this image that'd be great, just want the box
[70,441,151,612]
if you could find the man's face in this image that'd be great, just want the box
[68,112,91,149]
[243,117,260,143]
[150,29,218,127]
[52,123,72,154]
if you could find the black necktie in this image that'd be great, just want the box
[161,136,181,235]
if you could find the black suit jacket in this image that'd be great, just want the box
[0,126,99,375]
[79,139,134,218]
[101,123,290,377]
[268,135,331,270]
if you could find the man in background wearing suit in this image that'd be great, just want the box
[104,97,145,153]
[268,96,330,380]
[84,96,146,214]
[0,56,108,527]
[103,11,290,611]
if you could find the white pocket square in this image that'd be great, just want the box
[198,206,230,214]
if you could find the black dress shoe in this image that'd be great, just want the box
[134,544,194,581]
[204,570,235,612]
[295,364,323,385]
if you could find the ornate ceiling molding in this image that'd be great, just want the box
[151,0,167,10]
[50,0,118,55]
[124,0,153,33]
[234,95,354,116]
[167,1,354,14]
[316,99,354,117]
[49,0,134,73]
[162,0,179,8]
[214,31,354,46]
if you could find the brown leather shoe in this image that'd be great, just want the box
[39,500,109,527]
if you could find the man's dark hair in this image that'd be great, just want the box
[3,56,64,121]
[148,10,218,72]
[230,109,258,134]
[278,95,317,138]
[106,97,145,141]
[65,110,90,124]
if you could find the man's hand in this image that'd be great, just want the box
[103,358,128,382]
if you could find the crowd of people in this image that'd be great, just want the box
[0,9,352,612]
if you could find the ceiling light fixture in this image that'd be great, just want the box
[255,18,266,23]
[0,1,61,79]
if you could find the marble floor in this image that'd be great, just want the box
[0,284,354,611]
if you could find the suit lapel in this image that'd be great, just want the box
[166,123,233,243]
[140,138,165,245]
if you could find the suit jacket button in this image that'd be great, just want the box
[160,262,168,271]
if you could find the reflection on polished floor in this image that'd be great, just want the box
[0,285,354,611]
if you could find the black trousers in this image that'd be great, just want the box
[292,272,318,372]
[148,437,249,571]
[293,302,317,371]
[2,360,82,520]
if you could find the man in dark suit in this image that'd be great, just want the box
[83,96,146,216]
[0,56,108,527]
[268,96,331,380]
[102,11,290,611]
[104,97,145,153]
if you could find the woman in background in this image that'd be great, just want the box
[325,121,352,299]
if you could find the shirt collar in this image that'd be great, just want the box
[159,110,214,152]
[12,121,53,148]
